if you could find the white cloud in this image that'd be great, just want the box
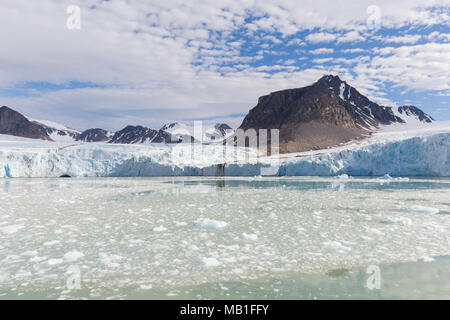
[306,32,337,43]
[0,0,449,128]
[341,48,366,53]
[310,48,334,55]
[312,58,333,64]
[337,31,365,43]
[427,31,450,42]
[380,34,422,44]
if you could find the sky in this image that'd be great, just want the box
[0,0,449,131]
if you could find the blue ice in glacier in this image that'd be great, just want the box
[0,131,448,177]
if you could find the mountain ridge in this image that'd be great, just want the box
[0,75,433,152]
[238,74,433,153]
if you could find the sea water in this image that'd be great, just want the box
[0,177,449,299]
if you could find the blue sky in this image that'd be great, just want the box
[0,0,449,130]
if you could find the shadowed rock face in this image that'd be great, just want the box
[109,125,159,144]
[238,75,429,153]
[0,106,52,141]
[33,122,80,140]
[76,128,110,142]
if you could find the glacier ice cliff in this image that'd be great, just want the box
[0,132,448,178]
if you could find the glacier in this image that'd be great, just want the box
[0,122,449,178]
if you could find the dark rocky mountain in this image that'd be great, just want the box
[215,123,233,136]
[108,125,189,144]
[152,129,181,143]
[109,125,159,144]
[239,75,432,153]
[76,128,111,142]
[0,106,52,141]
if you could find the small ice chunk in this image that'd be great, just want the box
[321,241,351,251]
[0,225,25,234]
[364,227,384,235]
[47,258,63,265]
[335,174,349,179]
[63,250,84,262]
[188,245,199,251]
[240,233,258,241]
[379,174,392,180]
[200,257,221,267]
[153,226,167,232]
[99,253,123,267]
[196,218,227,229]
[384,217,412,226]
[139,284,153,290]
[43,240,60,246]
[408,206,439,214]
[419,256,435,262]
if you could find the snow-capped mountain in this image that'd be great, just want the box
[31,118,80,142]
[239,74,434,153]
[109,125,160,144]
[205,123,234,142]
[0,77,433,150]
[390,105,434,124]
[161,122,234,143]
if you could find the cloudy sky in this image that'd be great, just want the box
[0,0,449,131]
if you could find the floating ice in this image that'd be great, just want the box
[408,206,440,214]
[240,233,258,241]
[99,253,123,267]
[0,177,449,299]
[153,226,167,232]
[43,240,60,246]
[46,258,63,265]
[196,218,228,229]
[364,227,384,235]
[419,256,435,262]
[200,257,221,267]
[321,241,351,251]
[0,225,25,234]
[383,217,412,226]
[139,284,153,290]
[63,250,84,262]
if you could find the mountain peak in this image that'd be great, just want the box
[239,75,433,153]
[0,106,53,141]
[318,74,343,83]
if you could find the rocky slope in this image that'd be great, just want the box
[239,75,433,153]
[31,119,80,142]
[0,106,52,141]
[76,128,112,142]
